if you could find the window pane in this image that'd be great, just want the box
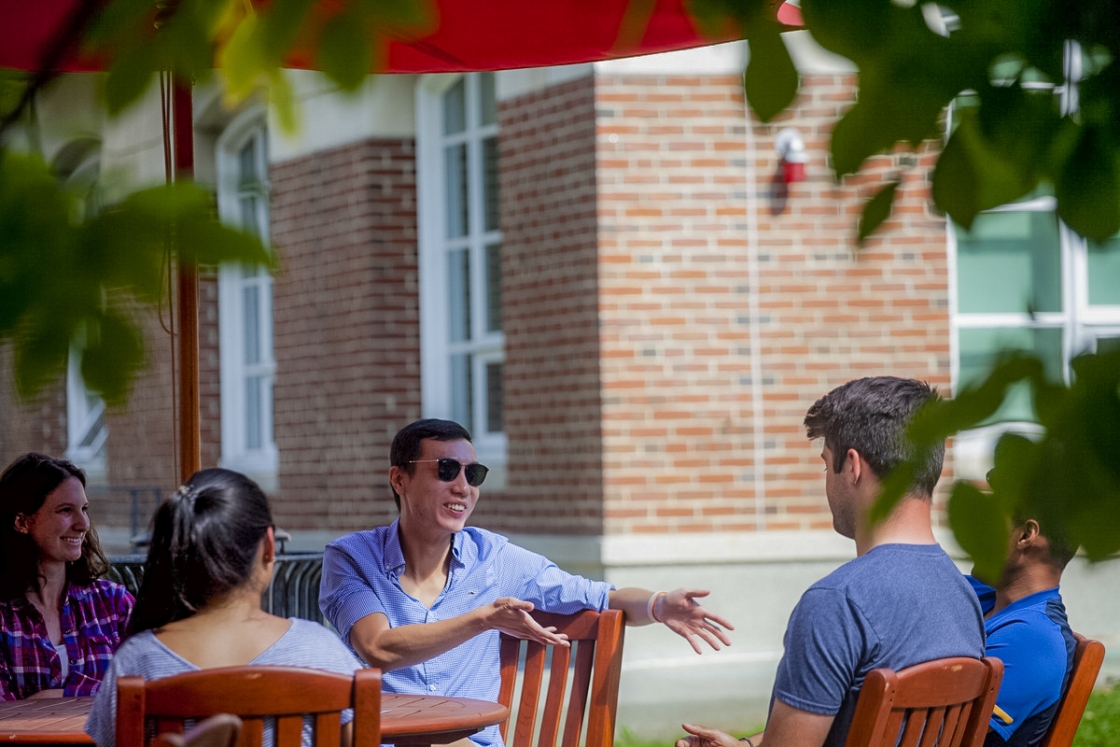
[956,212,1061,313]
[1087,234,1120,306]
[445,144,468,238]
[480,72,496,126]
[240,196,259,237]
[243,285,260,364]
[443,79,466,135]
[238,138,256,186]
[246,375,262,449]
[958,326,1063,422]
[486,361,503,433]
[450,354,473,431]
[485,243,502,333]
[483,136,499,232]
[78,408,105,449]
[448,249,471,342]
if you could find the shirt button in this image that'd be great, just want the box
[428,685,437,692]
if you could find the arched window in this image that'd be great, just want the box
[216,110,277,486]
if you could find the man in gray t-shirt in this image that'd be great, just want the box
[677,377,985,747]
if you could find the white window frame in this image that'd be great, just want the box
[216,107,278,485]
[64,155,108,479]
[416,73,507,464]
[948,46,1120,477]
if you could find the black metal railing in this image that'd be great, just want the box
[86,485,165,545]
[108,553,325,624]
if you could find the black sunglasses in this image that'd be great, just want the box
[409,458,489,487]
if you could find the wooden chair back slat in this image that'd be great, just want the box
[115,666,381,747]
[537,644,573,747]
[1039,633,1106,747]
[896,708,927,747]
[499,609,625,747]
[843,658,1003,747]
[152,714,243,747]
[558,642,596,747]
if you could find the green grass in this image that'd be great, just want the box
[616,725,765,747]
[1072,681,1120,747]
[614,683,1120,747]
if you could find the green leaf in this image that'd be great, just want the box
[744,21,798,123]
[102,42,162,115]
[80,310,146,407]
[932,112,1036,231]
[318,12,373,91]
[856,179,899,245]
[948,482,1010,584]
[1054,125,1120,243]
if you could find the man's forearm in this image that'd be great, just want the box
[351,610,488,672]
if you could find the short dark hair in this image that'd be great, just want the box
[804,376,944,498]
[0,452,109,599]
[389,419,473,509]
[126,468,273,637]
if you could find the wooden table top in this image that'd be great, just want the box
[0,692,509,746]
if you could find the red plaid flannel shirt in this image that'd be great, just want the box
[0,579,134,700]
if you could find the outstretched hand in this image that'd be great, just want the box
[484,597,571,647]
[658,588,734,653]
[675,724,740,747]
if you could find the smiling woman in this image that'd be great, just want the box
[0,453,134,701]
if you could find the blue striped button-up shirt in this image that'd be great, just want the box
[320,520,613,747]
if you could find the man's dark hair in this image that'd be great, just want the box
[389,419,474,509]
[804,376,944,498]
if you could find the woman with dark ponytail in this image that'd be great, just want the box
[86,469,362,747]
[0,453,133,700]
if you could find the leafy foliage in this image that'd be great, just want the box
[728,0,1120,243]
[0,150,272,405]
[86,0,432,129]
[874,350,1120,579]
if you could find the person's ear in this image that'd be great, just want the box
[845,448,863,483]
[261,526,276,565]
[389,465,408,500]
[1018,519,1041,546]
[13,514,31,534]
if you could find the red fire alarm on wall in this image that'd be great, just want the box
[775,128,808,184]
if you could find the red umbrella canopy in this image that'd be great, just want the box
[0,0,753,75]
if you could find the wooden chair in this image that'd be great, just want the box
[843,657,1004,747]
[1038,633,1106,747]
[116,666,381,747]
[498,609,625,747]
[152,714,244,747]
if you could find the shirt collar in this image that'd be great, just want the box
[383,518,468,577]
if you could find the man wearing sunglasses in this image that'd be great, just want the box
[320,418,733,747]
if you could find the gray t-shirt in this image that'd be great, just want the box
[771,543,986,747]
[85,618,363,747]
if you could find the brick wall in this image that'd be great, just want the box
[269,138,421,533]
[0,347,67,468]
[488,74,606,535]
[594,72,950,536]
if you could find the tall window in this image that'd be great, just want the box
[417,73,505,462]
[950,46,1120,471]
[64,153,108,478]
[217,113,277,485]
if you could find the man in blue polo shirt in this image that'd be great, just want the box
[968,510,1077,747]
[320,418,733,747]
